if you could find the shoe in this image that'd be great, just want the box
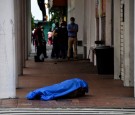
[74,57,78,61]
[67,57,70,61]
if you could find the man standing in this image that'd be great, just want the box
[67,17,78,60]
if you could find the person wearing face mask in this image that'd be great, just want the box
[59,21,68,59]
[67,17,78,60]
[34,22,47,62]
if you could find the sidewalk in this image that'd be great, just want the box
[0,58,134,108]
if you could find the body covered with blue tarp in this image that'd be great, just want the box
[26,78,88,101]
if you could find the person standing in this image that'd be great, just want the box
[67,17,78,60]
[34,22,47,61]
[59,21,68,59]
[51,22,61,59]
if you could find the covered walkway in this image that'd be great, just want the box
[0,58,134,108]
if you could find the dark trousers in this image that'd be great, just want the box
[59,43,67,59]
[51,43,59,58]
[37,45,47,58]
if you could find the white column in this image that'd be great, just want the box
[84,0,91,59]
[133,1,135,97]
[21,0,26,67]
[14,0,21,88]
[129,0,134,87]
[24,0,31,60]
[14,0,23,77]
[27,0,32,57]
[90,0,97,64]
[124,0,130,86]
[0,0,16,98]
[114,0,121,79]
[123,0,134,87]
[98,0,102,41]
[106,0,112,46]
[24,0,28,61]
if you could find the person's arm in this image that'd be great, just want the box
[76,24,78,32]
[34,29,38,40]
[67,24,74,32]
[52,30,58,37]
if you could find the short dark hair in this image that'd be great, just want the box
[55,22,59,27]
[37,22,43,27]
[70,17,75,21]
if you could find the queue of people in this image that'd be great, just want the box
[32,17,78,62]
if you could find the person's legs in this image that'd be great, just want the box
[55,43,60,59]
[51,41,56,58]
[61,43,66,59]
[42,44,48,58]
[37,45,43,61]
[67,37,73,58]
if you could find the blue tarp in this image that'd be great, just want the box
[26,78,88,101]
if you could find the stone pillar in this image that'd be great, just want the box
[14,0,23,76]
[0,0,16,98]
[67,0,75,22]
[124,0,134,87]
[89,0,97,64]
[84,0,91,59]
[14,0,21,88]
[27,0,32,57]
[24,0,29,61]
[21,0,26,68]
[106,0,112,46]
[129,0,134,87]
[134,0,135,97]
[24,0,28,60]
[74,0,84,58]
[114,0,121,79]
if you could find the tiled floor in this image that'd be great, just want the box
[0,58,134,108]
